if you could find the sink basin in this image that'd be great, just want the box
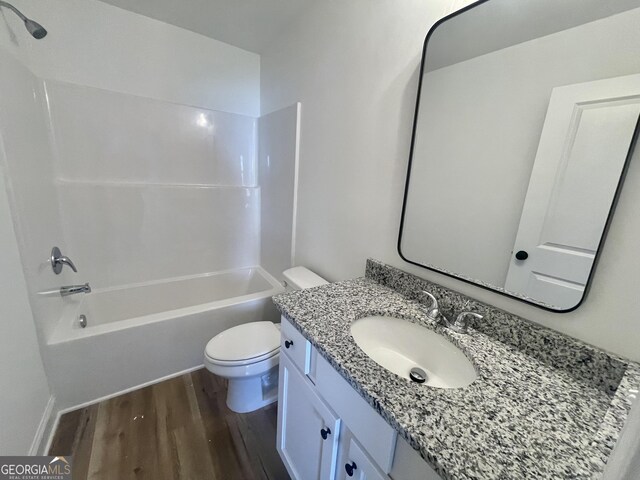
[350,315,477,389]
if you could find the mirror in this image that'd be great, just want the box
[399,0,640,311]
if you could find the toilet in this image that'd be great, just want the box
[204,266,328,413]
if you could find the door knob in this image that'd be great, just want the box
[515,250,529,261]
[345,461,357,477]
[284,340,293,349]
[320,427,331,440]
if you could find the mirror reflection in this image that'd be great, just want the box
[399,0,640,311]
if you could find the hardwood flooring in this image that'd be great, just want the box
[49,369,290,480]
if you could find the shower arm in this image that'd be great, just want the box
[0,1,47,38]
[0,1,28,22]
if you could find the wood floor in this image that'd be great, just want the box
[49,369,290,480]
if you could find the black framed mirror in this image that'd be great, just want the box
[398,0,640,312]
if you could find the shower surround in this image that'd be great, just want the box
[41,82,300,410]
[0,52,300,413]
[45,80,261,294]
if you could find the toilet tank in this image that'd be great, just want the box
[283,266,329,290]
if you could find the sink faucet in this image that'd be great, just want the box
[60,283,91,297]
[419,291,482,334]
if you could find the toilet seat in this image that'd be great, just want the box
[205,348,278,367]
[205,321,280,366]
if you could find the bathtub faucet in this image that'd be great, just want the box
[60,283,91,297]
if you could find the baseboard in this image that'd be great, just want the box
[42,404,61,456]
[29,395,56,456]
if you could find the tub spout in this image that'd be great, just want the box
[60,283,91,297]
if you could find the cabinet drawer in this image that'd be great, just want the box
[280,316,312,376]
[315,353,397,473]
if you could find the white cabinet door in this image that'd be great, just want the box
[337,434,388,480]
[504,74,640,309]
[315,353,396,473]
[277,353,341,480]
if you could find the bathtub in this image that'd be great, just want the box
[46,267,284,410]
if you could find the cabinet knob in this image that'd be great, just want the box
[320,427,331,440]
[284,340,293,349]
[515,250,529,261]
[345,461,357,477]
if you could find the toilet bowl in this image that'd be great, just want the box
[204,266,328,413]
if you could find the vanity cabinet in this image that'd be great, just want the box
[277,317,441,480]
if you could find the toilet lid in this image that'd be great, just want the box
[205,321,280,364]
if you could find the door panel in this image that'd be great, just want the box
[505,74,640,308]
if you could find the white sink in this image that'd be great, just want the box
[350,315,477,389]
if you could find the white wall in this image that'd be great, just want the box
[0,134,51,455]
[260,0,454,278]
[258,104,300,280]
[402,8,640,287]
[1,0,260,116]
[261,0,640,362]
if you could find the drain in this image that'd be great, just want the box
[409,367,427,384]
[79,314,87,328]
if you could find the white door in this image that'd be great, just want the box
[504,74,640,309]
[277,354,341,480]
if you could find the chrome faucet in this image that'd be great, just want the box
[51,247,78,274]
[420,291,441,319]
[60,283,91,297]
[452,311,484,334]
[419,291,483,334]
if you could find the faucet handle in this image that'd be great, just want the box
[51,246,78,274]
[452,311,483,334]
[420,291,439,319]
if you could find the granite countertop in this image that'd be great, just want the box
[272,259,640,480]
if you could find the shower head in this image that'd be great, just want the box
[0,1,47,39]
[23,17,46,39]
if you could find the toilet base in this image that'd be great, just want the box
[226,366,279,413]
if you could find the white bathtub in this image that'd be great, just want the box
[46,267,284,410]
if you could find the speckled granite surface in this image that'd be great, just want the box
[272,259,640,480]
